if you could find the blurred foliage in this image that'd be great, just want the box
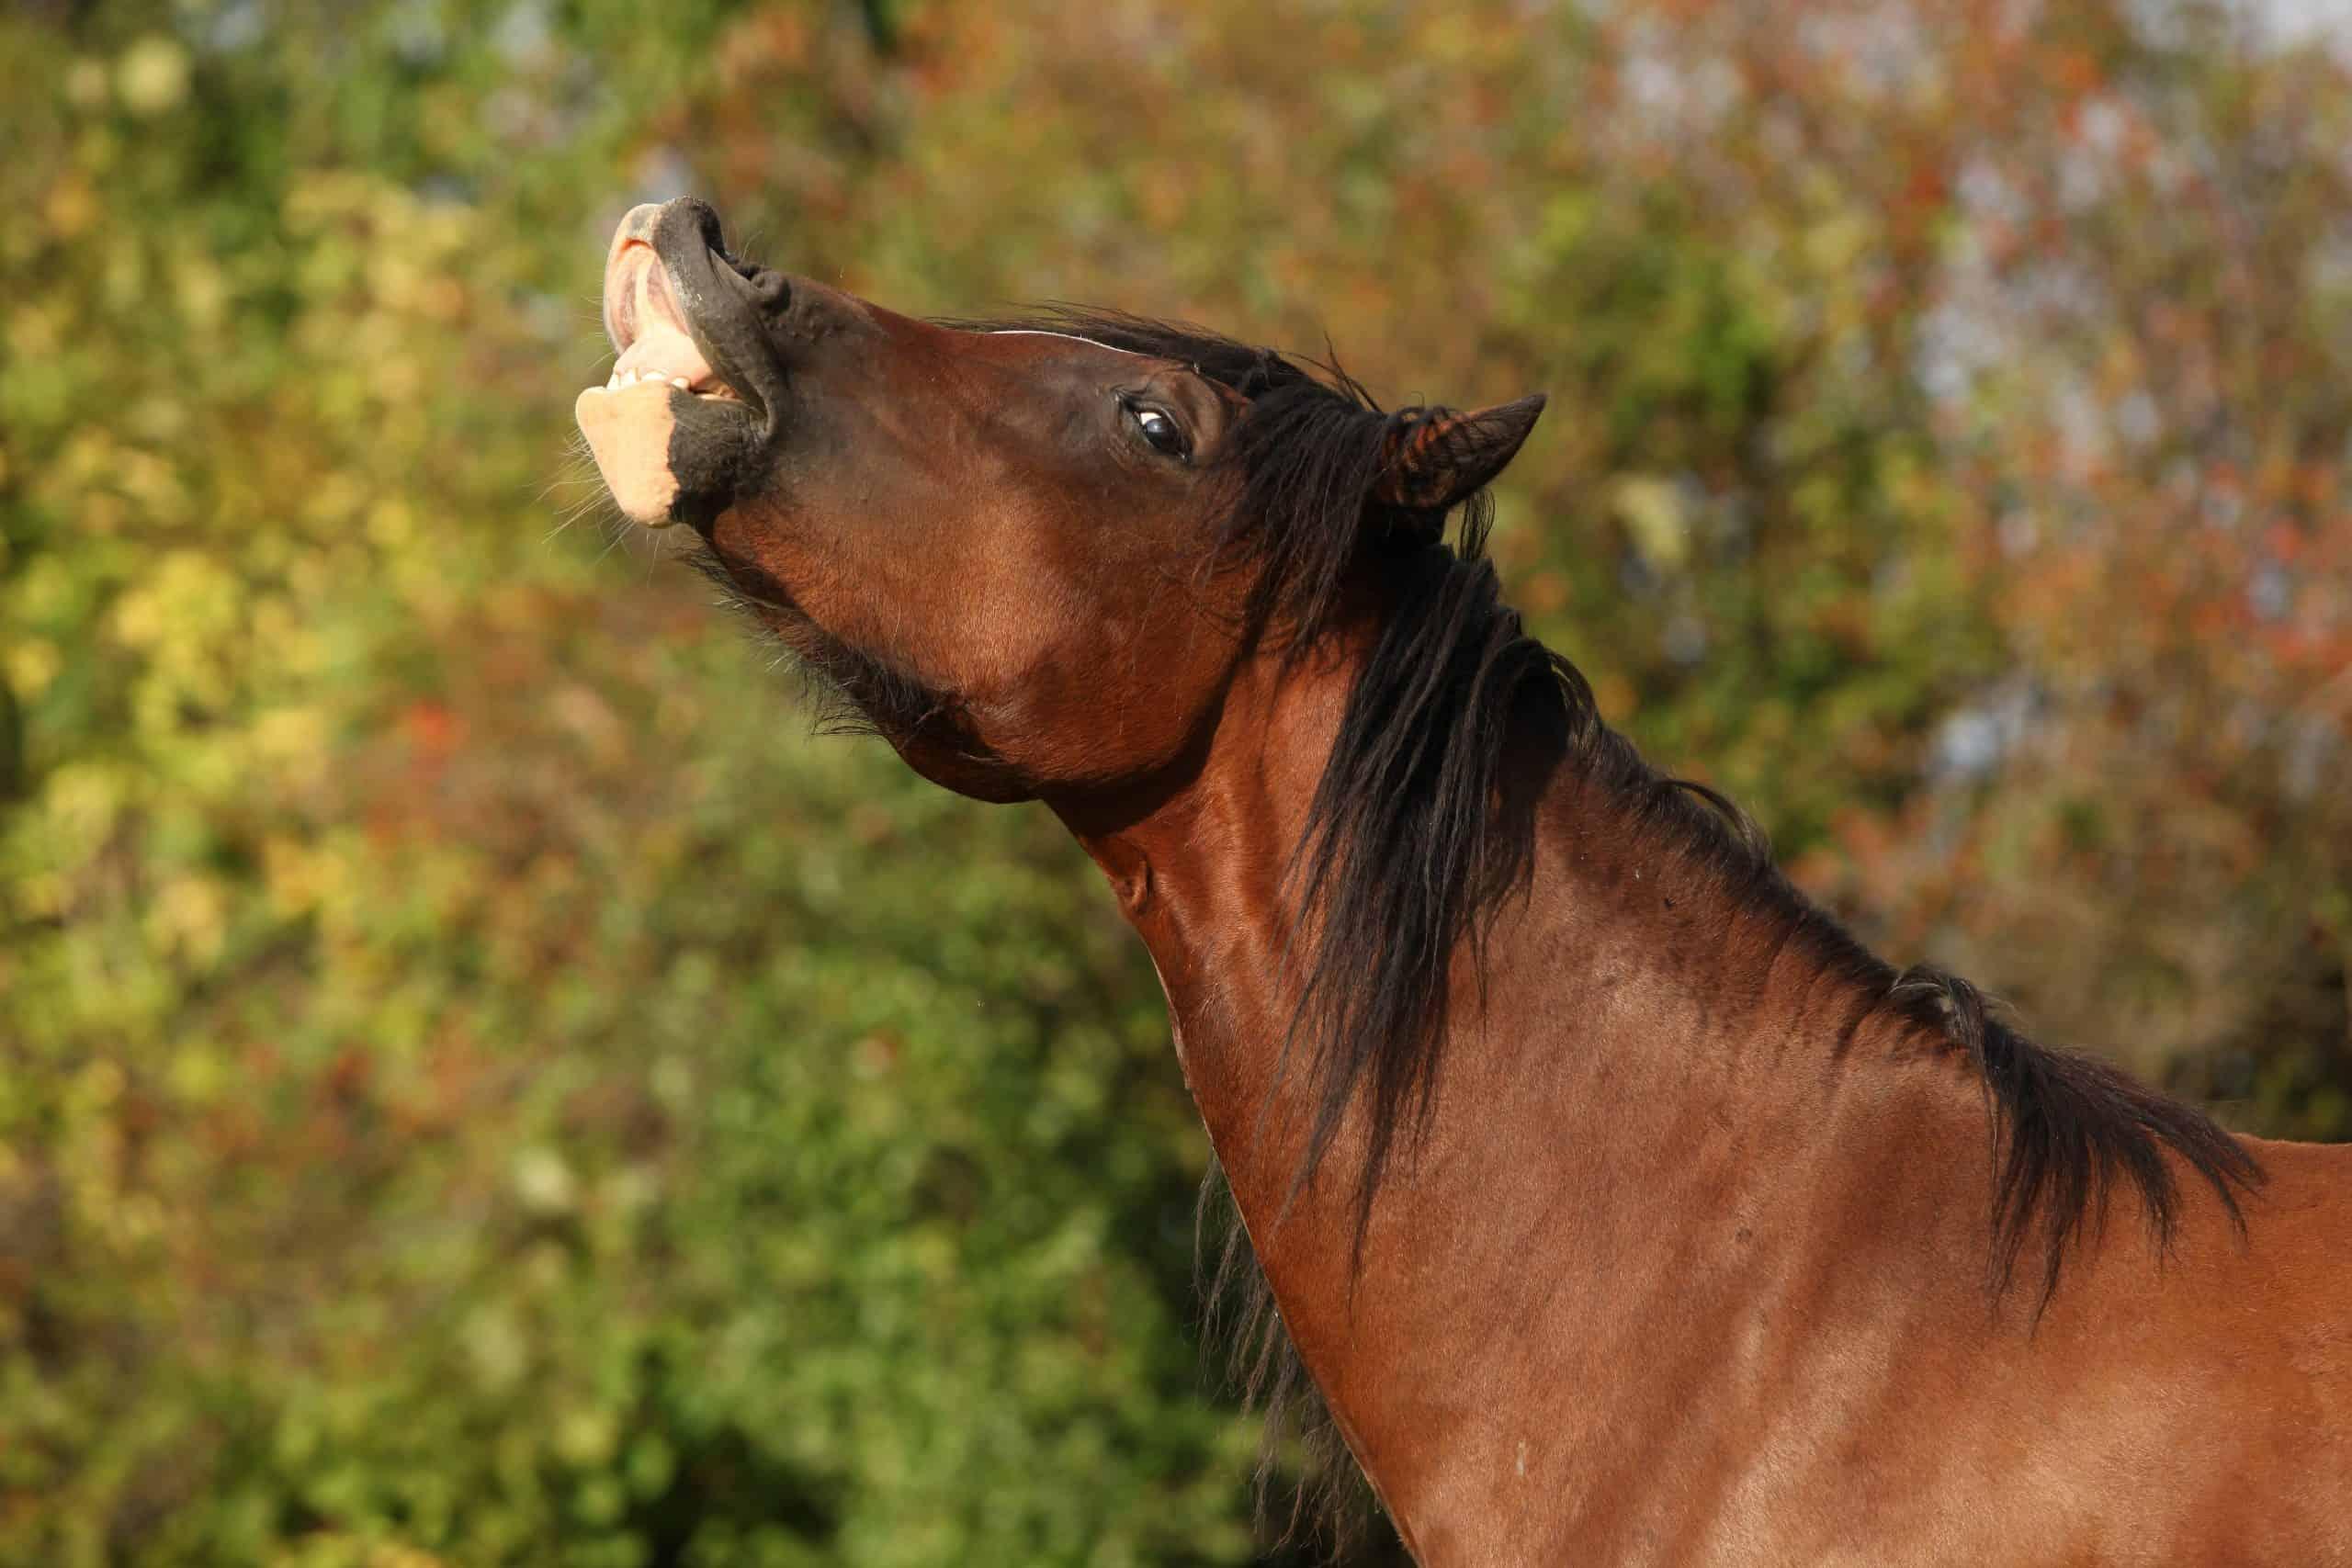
[3,0,2348,1563]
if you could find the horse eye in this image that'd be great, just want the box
[1128,403,1190,461]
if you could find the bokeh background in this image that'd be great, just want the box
[6,1,2351,1562]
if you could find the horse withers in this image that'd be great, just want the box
[574,197,2351,1565]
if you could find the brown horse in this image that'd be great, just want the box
[575,197,2352,1565]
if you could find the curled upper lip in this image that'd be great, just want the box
[601,241,684,359]
[600,243,732,394]
[599,198,787,430]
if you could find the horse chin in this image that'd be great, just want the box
[575,379,768,528]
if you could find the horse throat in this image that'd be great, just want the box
[1054,645,1997,1559]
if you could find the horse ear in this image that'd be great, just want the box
[1373,394,1547,513]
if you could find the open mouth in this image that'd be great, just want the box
[584,240,746,406]
[576,199,782,528]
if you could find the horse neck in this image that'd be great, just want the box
[1053,640,1979,1542]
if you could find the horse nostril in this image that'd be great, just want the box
[750,270,791,313]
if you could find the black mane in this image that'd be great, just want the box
[956,310,2265,1540]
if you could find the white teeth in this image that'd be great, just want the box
[588,365,714,396]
